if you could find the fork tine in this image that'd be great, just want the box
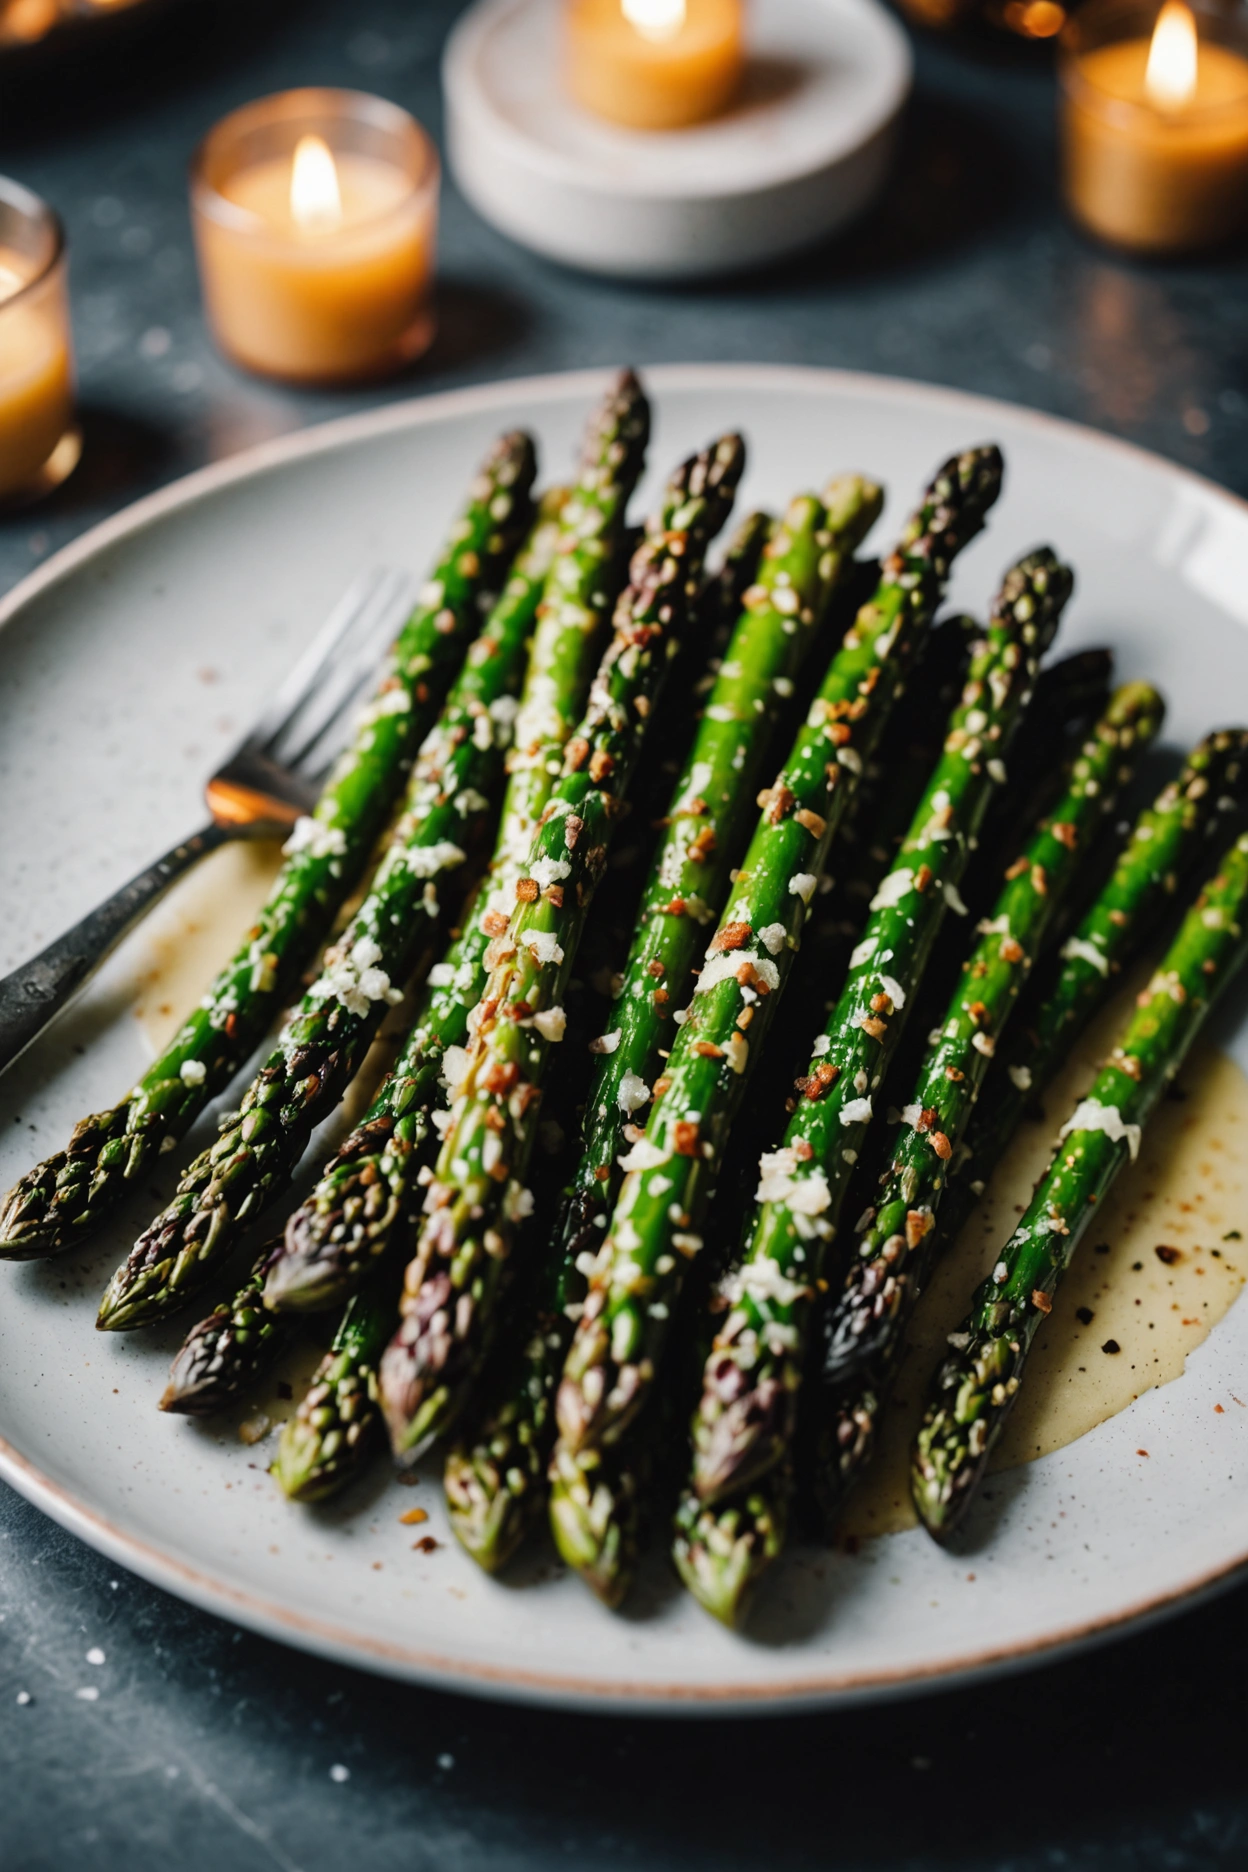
[242,567,394,760]
[267,572,416,777]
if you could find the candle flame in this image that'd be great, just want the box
[290,134,343,231]
[1145,0,1198,110]
[621,0,687,43]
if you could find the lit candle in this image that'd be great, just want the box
[1061,0,1248,252]
[565,0,745,131]
[0,176,78,506]
[192,90,439,384]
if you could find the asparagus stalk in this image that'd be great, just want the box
[553,603,1037,1606]
[159,1235,290,1416]
[812,680,1166,1511]
[272,1273,395,1502]
[700,509,772,647]
[912,827,1248,1538]
[558,477,883,1270]
[442,517,779,1573]
[446,483,882,1574]
[931,728,1248,1241]
[549,446,1004,1519]
[256,381,651,1319]
[679,685,1173,1613]
[98,494,560,1332]
[0,432,537,1263]
[380,436,747,1463]
[681,551,1074,1518]
[157,489,585,1411]
[963,646,1115,917]
[671,684,1157,1620]
[546,1438,646,1608]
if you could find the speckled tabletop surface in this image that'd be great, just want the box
[3,2,1248,1866]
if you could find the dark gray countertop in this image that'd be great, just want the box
[3,3,1248,1866]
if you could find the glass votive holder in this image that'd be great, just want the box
[0,175,79,507]
[191,88,440,385]
[1060,0,1248,254]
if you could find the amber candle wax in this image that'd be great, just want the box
[0,177,78,506]
[1061,0,1248,253]
[192,90,439,384]
[566,0,745,130]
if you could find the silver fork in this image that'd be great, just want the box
[0,566,414,1077]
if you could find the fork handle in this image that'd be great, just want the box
[0,821,233,1079]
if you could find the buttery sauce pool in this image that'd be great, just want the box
[133,839,288,1057]
[131,858,1248,1525]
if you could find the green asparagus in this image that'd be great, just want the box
[813,681,1166,1510]
[559,476,883,1271]
[380,435,747,1463]
[0,432,537,1262]
[158,488,585,1412]
[699,509,772,648]
[257,381,653,1317]
[912,827,1248,1538]
[681,550,1074,1528]
[930,728,1248,1245]
[272,1272,395,1502]
[453,480,883,1576]
[549,445,1004,1517]
[442,516,778,1573]
[159,1235,290,1416]
[98,488,556,1331]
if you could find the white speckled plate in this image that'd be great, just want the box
[3,365,1248,1714]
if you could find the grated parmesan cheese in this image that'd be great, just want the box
[282,816,347,861]
[840,1096,873,1126]
[532,1007,566,1042]
[870,869,913,911]
[1061,935,1109,977]
[694,949,781,995]
[619,1137,670,1171]
[529,856,571,890]
[522,930,564,967]
[616,1071,650,1115]
[404,840,466,879]
[1059,1097,1141,1160]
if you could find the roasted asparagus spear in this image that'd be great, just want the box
[670,551,1075,1623]
[0,432,537,1262]
[443,477,884,1574]
[813,682,1166,1513]
[380,435,747,1463]
[549,445,1005,1598]
[261,375,652,1316]
[912,827,1248,1537]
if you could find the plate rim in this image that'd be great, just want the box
[4,1425,1246,1714]
[4,360,1248,1714]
